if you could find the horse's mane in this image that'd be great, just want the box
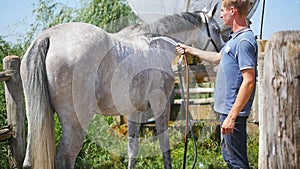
[116,12,206,37]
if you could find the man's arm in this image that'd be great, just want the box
[176,43,221,64]
[221,68,256,134]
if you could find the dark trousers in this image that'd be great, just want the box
[220,114,250,169]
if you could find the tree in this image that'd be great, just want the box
[22,0,137,48]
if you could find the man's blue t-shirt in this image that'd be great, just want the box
[213,28,258,116]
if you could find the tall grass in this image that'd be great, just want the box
[72,115,258,169]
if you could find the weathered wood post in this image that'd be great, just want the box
[3,55,25,169]
[259,31,300,168]
[251,40,267,123]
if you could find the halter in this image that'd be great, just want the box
[199,12,222,52]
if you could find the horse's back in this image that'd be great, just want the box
[45,22,111,58]
[22,21,176,118]
[25,22,115,116]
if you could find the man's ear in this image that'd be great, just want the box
[230,6,237,15]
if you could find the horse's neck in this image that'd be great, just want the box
[116,13,187,40]
[114,12,219,62]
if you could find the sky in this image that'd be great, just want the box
[0,0,81,43]
[1,0,300,44]
[250,0,300,39]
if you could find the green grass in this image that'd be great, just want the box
[73,116,258,169]
[0,114,259,169]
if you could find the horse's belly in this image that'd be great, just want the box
[96,106,120,116]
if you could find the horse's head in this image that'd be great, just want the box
[177,3,225,52]
[146,4,225,64]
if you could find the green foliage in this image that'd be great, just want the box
[248,133,259,169]
[0,37,24,69]
[21,0,138,48]
[74,118,258,168]
[76,0,138,33]
[21,0,77,46]
[0,142,9,168]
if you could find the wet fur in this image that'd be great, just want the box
[21,5,223,169]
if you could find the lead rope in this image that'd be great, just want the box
[181,1,197,168]
[178,52,197,169]
[183,1,191,167]
[182,1,200,168]
[181,52,189,169]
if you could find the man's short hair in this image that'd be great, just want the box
[222,0,250,17]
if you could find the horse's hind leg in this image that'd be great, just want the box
[128,113,142,169]
[55,110,91,169]
[23,119,33,169]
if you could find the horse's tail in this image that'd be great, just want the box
[21,37,55,169]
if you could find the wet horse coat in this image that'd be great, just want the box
[21,5,224,169]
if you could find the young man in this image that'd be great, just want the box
[176,0,257,168]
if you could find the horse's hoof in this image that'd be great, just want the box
[23,162,32,169]
[23,165,32,169]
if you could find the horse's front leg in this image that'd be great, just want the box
[149,89,172,169]
[154,102,172,169]
[128,114,142,169]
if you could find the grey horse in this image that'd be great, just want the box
[20,4,224,169]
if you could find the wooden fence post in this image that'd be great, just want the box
[3,55,25,169]
[259,31,300,168]
[250,40,267,123]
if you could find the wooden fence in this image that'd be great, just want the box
[0,56,25,169]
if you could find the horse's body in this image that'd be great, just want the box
[21,4,224,169]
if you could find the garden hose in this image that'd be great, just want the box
[177,53,197,169]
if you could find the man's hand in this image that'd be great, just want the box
[176,43,221,64]
[176,43,189,55]
[221,116,236,135]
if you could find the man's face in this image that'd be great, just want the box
[220,3,233,27]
